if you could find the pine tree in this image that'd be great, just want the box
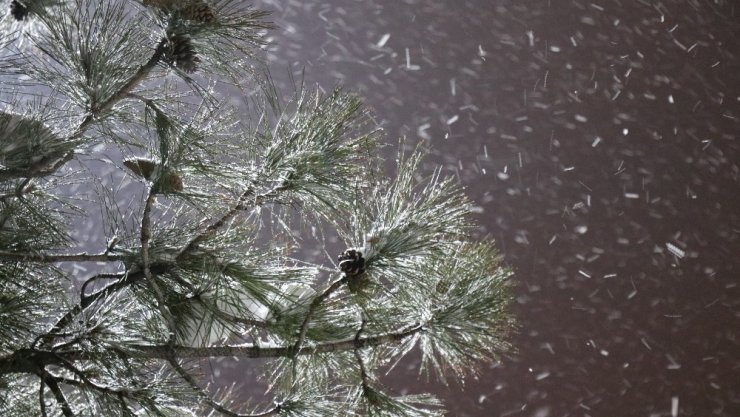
[0,1,514,415]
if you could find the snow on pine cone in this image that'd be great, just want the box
[338,248,366,276]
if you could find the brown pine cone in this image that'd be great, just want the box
[123,158,158,180]
[143,0,216,23]
[142,0,177,9]
[180,1,216,23]
[165,33,200,73]
[9,0,28,21]
[159,169,184,192]
[123,158,183,193]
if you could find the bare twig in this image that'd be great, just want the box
[50,372,142,398]
[80,273,125,302]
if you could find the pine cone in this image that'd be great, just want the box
[123,158,183,192]
[142,0,177,8]
[0,112,65,174]
[180,1,215,23]
[159,168,184,192]
[123,158,158,180]
[9,0,28,21]
[143,0,216,23]
[165,33,200,73]
[338,249,366,276]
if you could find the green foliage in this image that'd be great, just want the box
[22,0,152,113]
[420,243,514,383]
[355,386,443,417]
[343,147,471,276]
[0,1,514,416]
[253,85,382,224]
[0,262,67,354]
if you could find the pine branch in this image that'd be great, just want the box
[41,38,168,177]
[38,226,284,344]
[0,179,34,202]
[0,251,124,263]
[39,193,262,344]
[353,318,371,394]
[0,39,168,181]
[38,272,144,347]
[49,375,136,398]
[127,323,422,360]
[178,184,255,254]
[291,276,347,355]
[140,186,178,341]
[40,372,76,417]
[49,358,144,399]
[0,3,514,414]
[169,358,281,417]
[83,40,167,122]
[29,87,371,349]
[1,325,423,375]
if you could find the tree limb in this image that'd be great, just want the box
[291,276,347,356]
[353,318,371,394]
[2,325,422,375]
[0,251,125,263]
[178,185,256,255]
[41,372,76,417]
[140,187,178,341]
[38,377,48,417]
[126,323,422,360]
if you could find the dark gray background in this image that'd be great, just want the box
[250,1,740,416]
